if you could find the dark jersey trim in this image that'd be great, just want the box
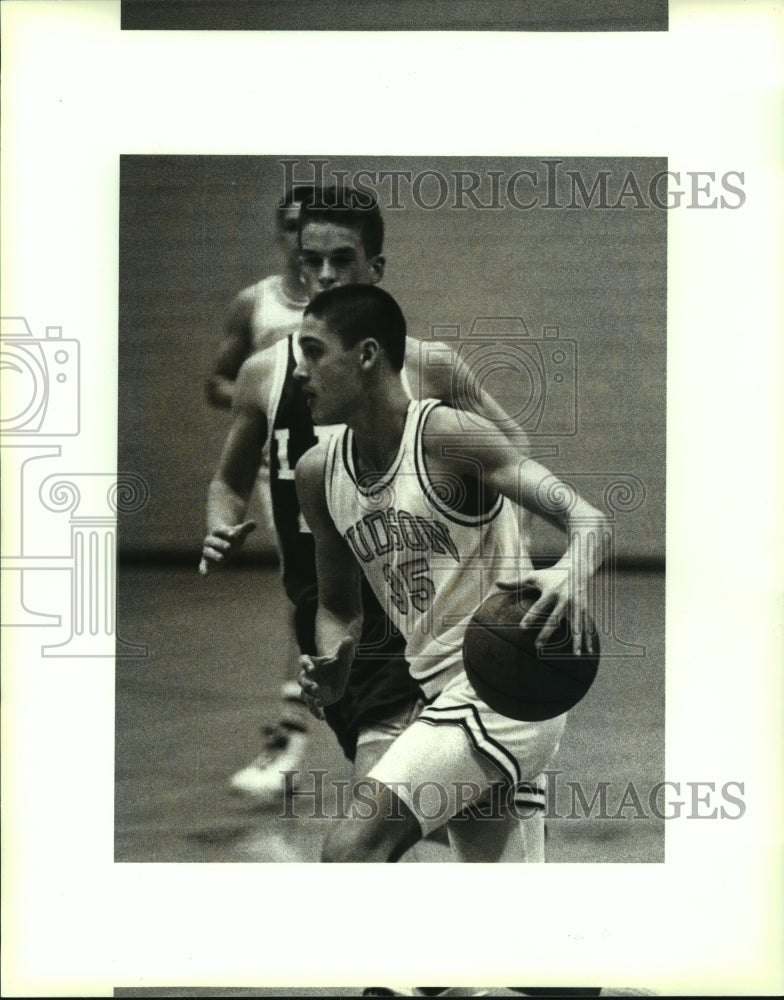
[414,399,505,528]
[417,701,522,787]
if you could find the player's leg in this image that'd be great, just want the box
[319,665,428,862]
[339,594,453,860]
[351,698,451,862]
[231,590,417,802]
[445,782,546,863]
[353,705,421,780]
[365,671,565,863]
[229,596,312,800]
[320,776,423,863]
[325,713,475,863]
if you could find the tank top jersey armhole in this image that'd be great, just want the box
[325,397,508,529]
[413,400,505,528]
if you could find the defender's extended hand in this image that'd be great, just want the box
[298,637,356,720]
[199,520,256,575]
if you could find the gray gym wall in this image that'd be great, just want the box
[118,155,666,565]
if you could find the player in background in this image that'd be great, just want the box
[203,184,315,791]
[205,184,313,409]
[201,186,530,805]
[295,284,608,863]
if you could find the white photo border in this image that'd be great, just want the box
[2,1,782,996]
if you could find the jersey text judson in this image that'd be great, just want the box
[325,398,532,699]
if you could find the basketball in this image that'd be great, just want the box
[462,588,600,721]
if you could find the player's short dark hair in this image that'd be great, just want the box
[277,185,316,222]
[298,185,384,258]
[304,284,405,372]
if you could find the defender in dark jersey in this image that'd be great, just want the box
[203,188,418,782]
[266,333,417,761]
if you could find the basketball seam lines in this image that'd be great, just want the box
[464,651,590,703]
[467,622,599,683]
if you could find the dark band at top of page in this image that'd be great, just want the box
[121,0,668,33]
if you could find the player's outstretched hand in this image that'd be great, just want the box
[198,520,256,576]
[497,567,597,657]
[298,637,356,720]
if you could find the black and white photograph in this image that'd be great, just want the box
[116,154,666,871]
[2,2,782,997]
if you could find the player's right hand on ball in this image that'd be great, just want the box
[298,637,356,720]
[198,520,256,575]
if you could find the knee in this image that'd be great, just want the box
[321,796,422,863]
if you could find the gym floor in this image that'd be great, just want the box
[115,564,664,866]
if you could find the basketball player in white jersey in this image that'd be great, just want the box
[294,284,607,863]
[206,185,313,409]
[202,187,529,808]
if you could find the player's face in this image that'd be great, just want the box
[294,316,361,424]
[298,222,384,300]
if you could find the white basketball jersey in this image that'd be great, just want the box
[248,274,306,353]
[324,398,530,698]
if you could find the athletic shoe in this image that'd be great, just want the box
[229,722,308,802]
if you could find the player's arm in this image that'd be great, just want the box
[411,339,529,447]
[294,444,362,719]
[201,352,272,572]
[205,289,255,409]
[425,407,609,654]
[414,339,535,545]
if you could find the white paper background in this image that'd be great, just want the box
[2,0,782,996]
